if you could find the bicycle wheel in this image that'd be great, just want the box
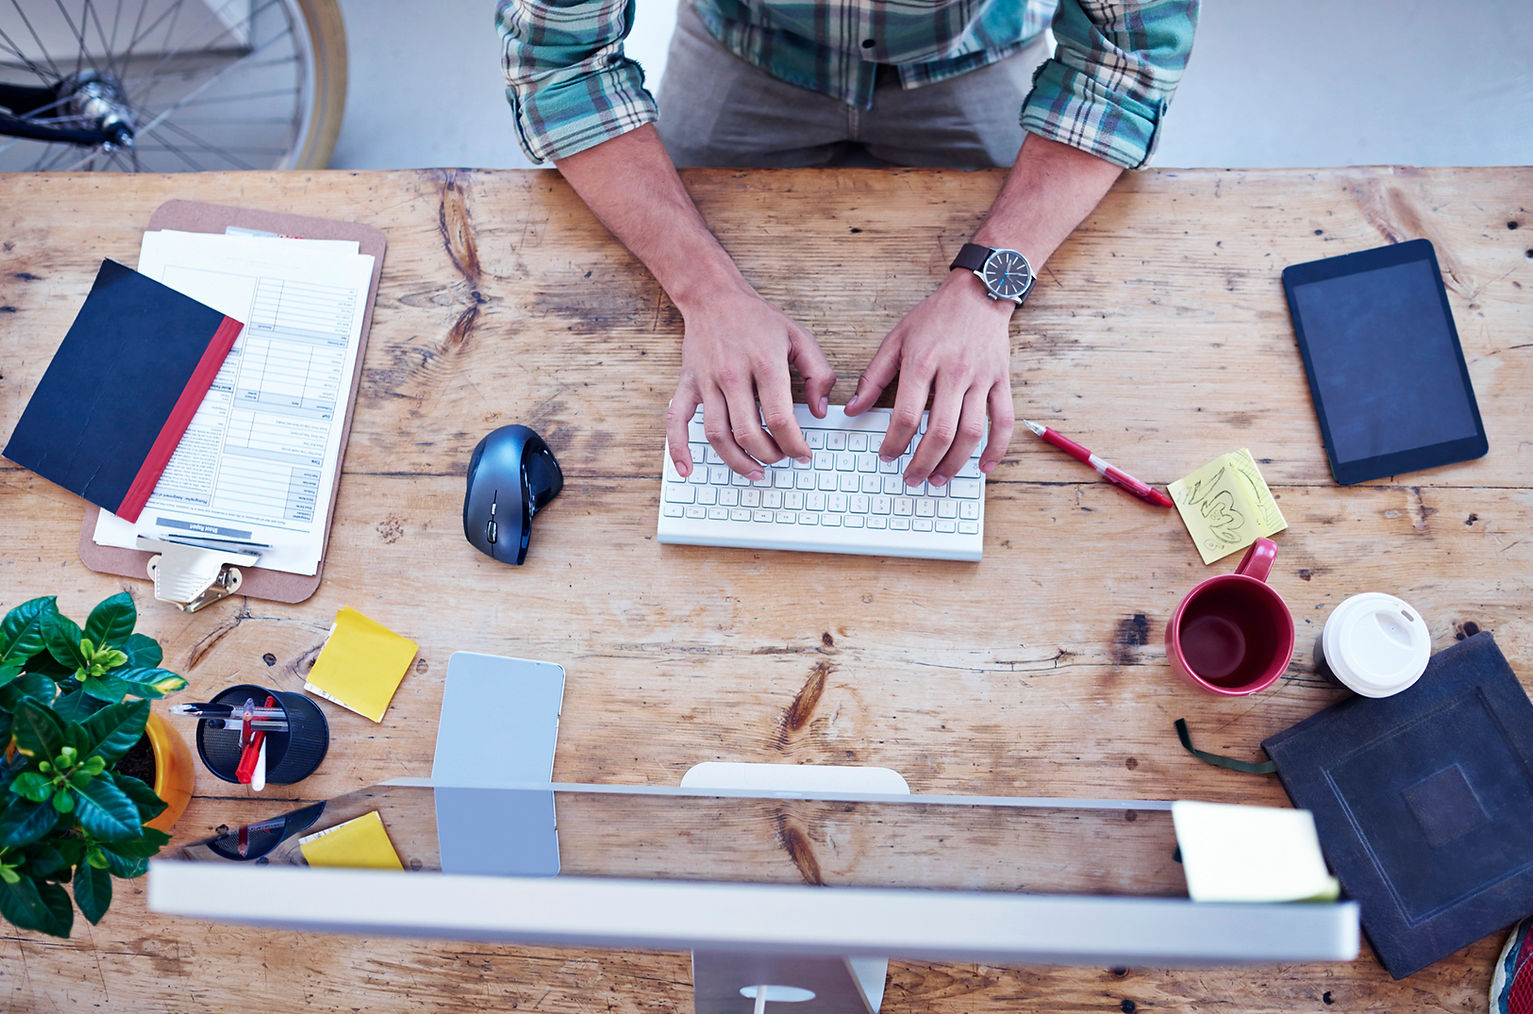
[0,0,346,171]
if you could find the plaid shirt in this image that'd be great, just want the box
[497,0,1198,170]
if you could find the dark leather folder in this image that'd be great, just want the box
[1263,632,1533,978]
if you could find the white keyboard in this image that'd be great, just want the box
[657,404,985,561]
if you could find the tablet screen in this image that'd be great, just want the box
[1283,240,1486,484]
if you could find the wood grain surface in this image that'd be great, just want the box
[0,166,1529,1012]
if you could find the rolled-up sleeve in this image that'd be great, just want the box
[1021,0,1199,170]
[496,0,657,163]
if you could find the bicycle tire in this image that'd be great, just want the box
[291,0,346,170]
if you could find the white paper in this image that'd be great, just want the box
[92,230,374,575]
[1171,800,1340,903]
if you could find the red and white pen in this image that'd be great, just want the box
[1022,419,1174,508]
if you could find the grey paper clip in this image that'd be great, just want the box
[137,536,263,613]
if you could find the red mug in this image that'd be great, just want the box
[1166,538,1295,696]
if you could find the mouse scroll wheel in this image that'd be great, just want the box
[486,494,498,543]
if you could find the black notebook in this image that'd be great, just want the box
[1263,632,1533,978]
[3,259,242,522]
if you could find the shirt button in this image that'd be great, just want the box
[861,38,875,49]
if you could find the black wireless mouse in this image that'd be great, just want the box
[463,425,563,565]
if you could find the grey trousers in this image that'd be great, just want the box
[655,0,1051,169]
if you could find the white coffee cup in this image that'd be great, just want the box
[1313,593,1431,698]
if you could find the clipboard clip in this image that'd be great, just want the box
[137,536,263,613]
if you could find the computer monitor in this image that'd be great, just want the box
[149,781,1358,1013]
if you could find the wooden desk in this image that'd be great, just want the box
[1,167,1529,1012]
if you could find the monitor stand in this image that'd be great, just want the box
[680,762,910,1014]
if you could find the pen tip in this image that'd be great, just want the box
[1021,419,1046,437]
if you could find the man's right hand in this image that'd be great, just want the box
[665,284,836,481]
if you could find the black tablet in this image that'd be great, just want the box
[1281,239,1487,485]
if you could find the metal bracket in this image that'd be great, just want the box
[138,537,262,613]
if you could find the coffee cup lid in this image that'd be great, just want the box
[1321,593,1431,697]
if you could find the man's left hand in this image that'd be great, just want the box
[844,272,1017,486]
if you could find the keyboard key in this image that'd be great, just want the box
[914,518,934,532]
[708,507,728,520]
[948,478,982,498]
[882,475,904,494]
[846,516,865,528]
[823,515,843,527]
[732,471,753,486]
[869,516,888,529]
[719,488,740,506]
[959,501,979,520]
[878,457,899,474]
[807,492,827,511]
[786,491,805,510]
[872,495,892,514]
[763,490,782,509]
[686,505,706,519]
[959,521,980,534]
[836,452,856,472]
[796,471,815,490]
[850,495,870,514]
[849,433,868,452]
[776,511,796,524]
[708,465,730,485]
[827,432,847,451]
[806,430,826,449]
[754,509,773,523]
[799,513,820,526]
[663,504,685,517]
[829,493,849,512]
[665,485,695,503]
[860,475,880,493]
[938,501,958,519]
[774,470,794,489]
[838,473,859,492]
[893,497,913,516]
[916,499,936,518]
[741,489,760,508]
[697,487,717,505]
[856,452,877,473]
[936,519,956,533]
[892,517,911,530]
[730,508,751,522]
[818,472,838,491]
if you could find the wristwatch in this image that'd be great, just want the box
[950,242,1036,306]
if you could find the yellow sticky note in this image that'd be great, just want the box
[298,811,404,870]
[304,606,418,723]
[1171,801,1339,903]
[1168,448,1288,565]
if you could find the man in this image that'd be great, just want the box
[497,0,1198,488]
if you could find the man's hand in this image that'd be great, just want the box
[844,272,1016,486]
[666,284,836,481]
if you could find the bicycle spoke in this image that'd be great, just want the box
[85,0,122,83]
[157,118,258,168]
[8,0,64,80]
[118,0,156,76]
[133,0,285,111]
[48,0,91,79]
[120,54,297,91]
[133,29,288,140]
[0,23,57,85]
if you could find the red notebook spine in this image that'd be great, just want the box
[116,314,244,522]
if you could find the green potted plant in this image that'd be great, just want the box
[0,592,188,937]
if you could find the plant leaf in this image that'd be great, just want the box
[10,699,65,760]
[111,774,167,823]
[0,672,57,710]
[80,700,149,764]
[112,667,185,698]
[0,799,60,847]
[83,593,136,649]
[120,634,163,670]
[72,861,112,924]
[43,612,85,669]
[50,690,97,724]
[0,597,57,668]
[9,772,53,803]
[0,872,73,937]
[24,844,69,879]
[101,825,171,860]
[69,778,141,842]
[0,663,21,690]
[97,847,148,879]
[79,673,135,703]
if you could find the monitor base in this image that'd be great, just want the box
[680,762,910,1014]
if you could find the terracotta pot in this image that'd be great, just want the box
[142,711,195,833]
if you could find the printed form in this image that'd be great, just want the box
[93,230,375,575]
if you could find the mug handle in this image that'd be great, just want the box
[1235,537,1277,583]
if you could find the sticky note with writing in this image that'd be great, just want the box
[1169,449,1288,565]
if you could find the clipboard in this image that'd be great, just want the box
[78,200,386,610]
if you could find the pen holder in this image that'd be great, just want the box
[196,683,329,785]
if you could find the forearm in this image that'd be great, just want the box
[554,124,749,309]
[971,132,1124,271]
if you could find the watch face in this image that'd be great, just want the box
[983,249,1033,299]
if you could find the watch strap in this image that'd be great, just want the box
[949,242,990,273]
